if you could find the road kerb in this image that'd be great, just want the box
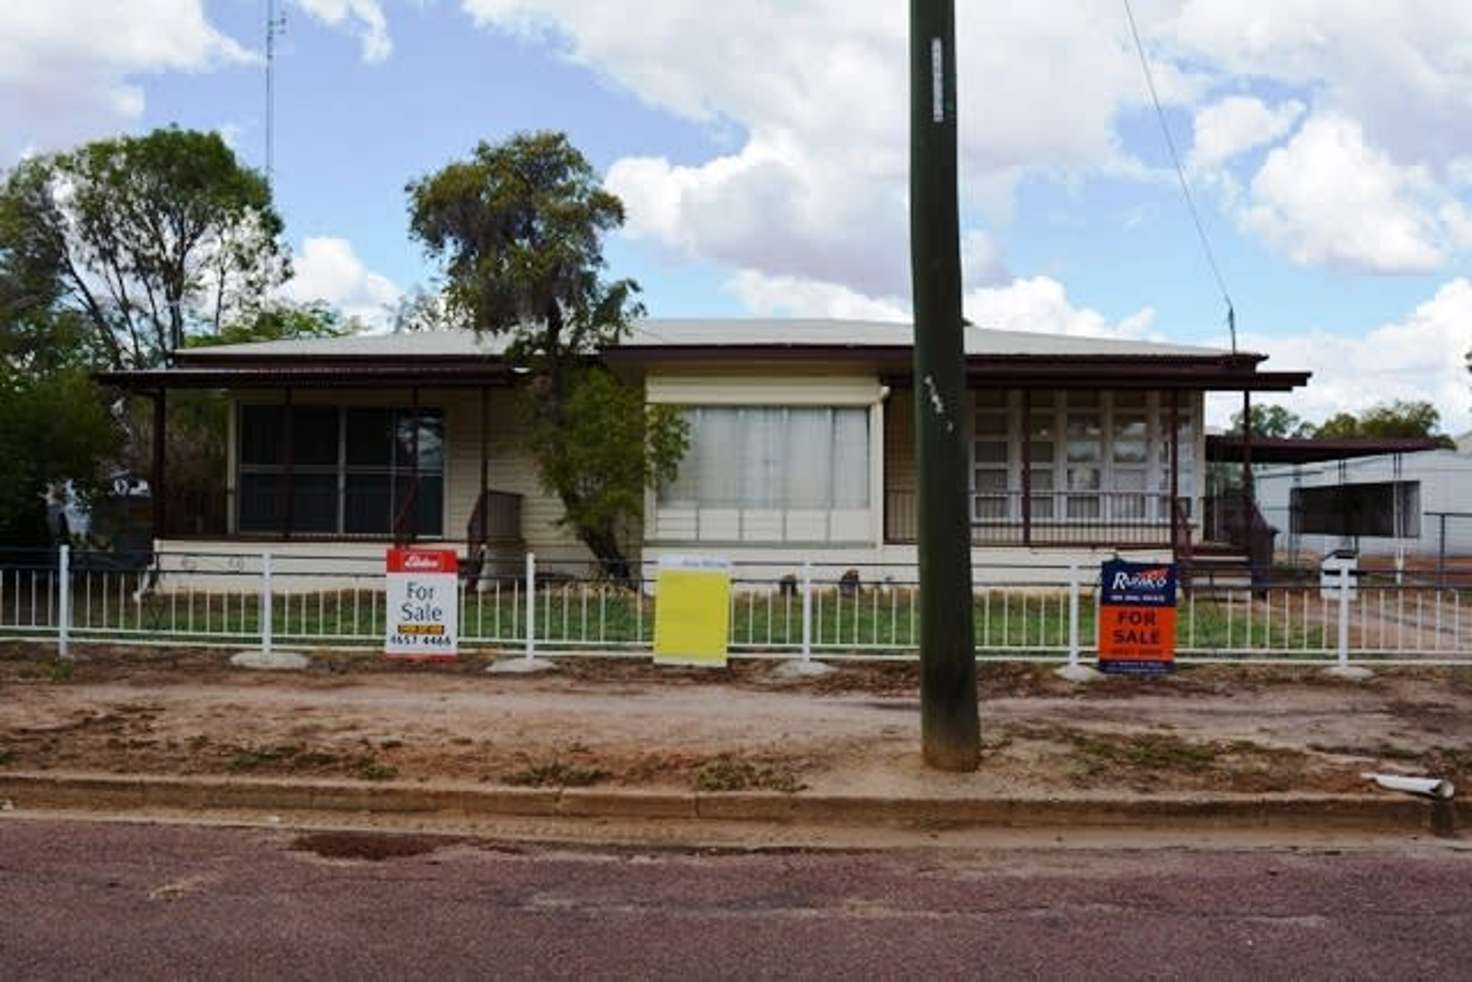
[0,772,1462,836]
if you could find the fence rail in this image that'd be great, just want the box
[2,547,1469,666]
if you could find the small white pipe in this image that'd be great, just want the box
[261,551,273,657]
[1362,772,1455,800]
[1067,562,1080,669]
[524,551,535,661]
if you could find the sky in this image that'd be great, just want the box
[2,0,1470,432]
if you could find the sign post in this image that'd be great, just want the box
[1097,559,1177,674]
[385,548,459,660]
[653,556,731,668]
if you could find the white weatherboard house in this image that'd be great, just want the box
[98,319,1310,586]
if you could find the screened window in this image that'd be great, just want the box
[968,390,1198,522]
[237,405,444,536]
[659,407,871,511]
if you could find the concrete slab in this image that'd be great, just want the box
[771,659,836,678]
[1055,663,1103,683]
[487,657,558,675]
[229,650,310,671]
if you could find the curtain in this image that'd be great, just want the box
[660,406,870,511]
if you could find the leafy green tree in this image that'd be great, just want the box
[0,127,288,369]
[1229,403,1314,439]
[0,316,118,546]
[1313,412,1362,439]
[186,300,354,348]
[1315,400,1453,446]
[407,131,688,570]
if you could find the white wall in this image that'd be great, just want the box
[1254,450,1472,558]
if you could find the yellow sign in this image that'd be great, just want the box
[653,557,731,667]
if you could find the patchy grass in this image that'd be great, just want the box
[1069,732,1220,776]
[505,759,608,788]
[353,755,398,782]
[694,756,806,794]
[0,748,14,767]
[48,660,74,684]
[228,744,340,773]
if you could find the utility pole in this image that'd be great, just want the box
[909,0,979,771]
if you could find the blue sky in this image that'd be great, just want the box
[3,1,1470,431]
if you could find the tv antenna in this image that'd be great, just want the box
[265,0,287,186]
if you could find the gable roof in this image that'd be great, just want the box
[179,318,1238,361]
[98,317,1308,392]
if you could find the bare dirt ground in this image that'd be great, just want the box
[2,642,1469,798]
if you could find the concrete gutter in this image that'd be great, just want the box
[0,772,1462,837]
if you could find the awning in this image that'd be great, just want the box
[1206,435,1446,465]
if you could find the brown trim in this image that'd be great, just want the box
[1020,389,1032,548]
[1169,389,1180,545]
[151,390,166,541]
[101,351,1306,394]
[603,345,1269,366]
[948,367,1309,392]
[1241,390,1253,501]
[281,387,294,540]
[478,385,489,548]
[410,386,420,545]
[94,366,515,390]
[1206,434,1446,465]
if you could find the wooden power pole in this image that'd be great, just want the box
[909,0,980,771]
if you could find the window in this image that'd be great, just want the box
[972,390,1010,521]
[237,405,444,536]
[658,406,870,511]
[968,390,1198,524]
[1065,405,1103,519]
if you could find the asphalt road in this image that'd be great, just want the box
[3,818,1470,980]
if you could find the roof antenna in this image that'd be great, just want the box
[1122,0,1237,354]
[265,0,287,187]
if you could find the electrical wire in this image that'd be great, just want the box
[1122,0,1237,352]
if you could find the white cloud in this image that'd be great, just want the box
[963,277,1159,341]
[0,1,252,158]
[1240,113,1455,273]
[725,270,1158,343]
[292,0,393,63]
[1169,1,1472,173]
[468,1,1472,282]
[1222,279,1472,432]
[468,0,1194,298]
[280,236,403,328]
[1189,95,1304,173]
[727,271,907,323]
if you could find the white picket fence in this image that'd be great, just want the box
[1,547,1470,666]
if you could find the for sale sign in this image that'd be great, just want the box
[385,548,458,660]
[1097,559,1177,674]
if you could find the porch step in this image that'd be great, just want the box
[1183,551,1254,588]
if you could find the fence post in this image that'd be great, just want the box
[1067,562,1080,670]
[524,551,536,661]
[260,551,273,657]
[57,543,71,661]
[1336,563,1350,669]
[1438,514,1448,590]
[800,561,813,661]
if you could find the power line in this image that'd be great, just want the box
[265,0,286,186]
[1122,0,1237,353]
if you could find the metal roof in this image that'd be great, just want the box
[177,318,1244,362]
[1206,435,1448,465]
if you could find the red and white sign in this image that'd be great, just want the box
[385,548,459,659]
